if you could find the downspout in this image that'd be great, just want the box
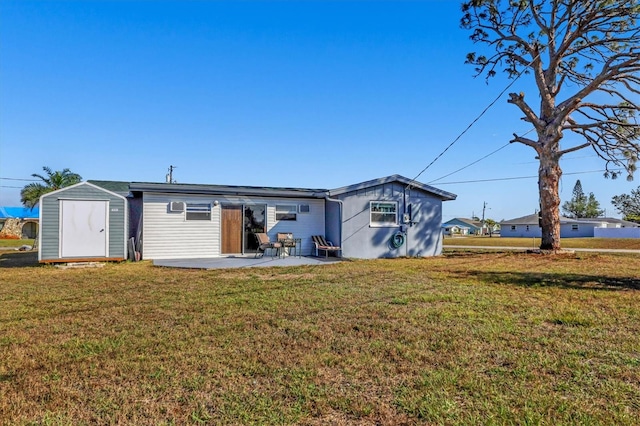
[325,194,343,251]
[403,187,409,257]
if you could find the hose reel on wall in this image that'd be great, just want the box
[390,231,405,249]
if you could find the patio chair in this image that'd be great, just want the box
[254,233,282,258]
[311,235,341,258]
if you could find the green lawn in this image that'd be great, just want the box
[0,239,35,249]
[443,236,640,250]
[1,253,639,424]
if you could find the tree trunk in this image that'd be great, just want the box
[538,152,562,251]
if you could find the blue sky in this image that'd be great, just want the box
[1,0,637,221]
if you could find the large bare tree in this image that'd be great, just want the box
[461,0,640,250]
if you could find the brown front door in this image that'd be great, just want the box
[221,205,243,254]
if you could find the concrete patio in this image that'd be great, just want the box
[153,255,342,269]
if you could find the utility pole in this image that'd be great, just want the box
[481,201,487,235]
[166,165,176,183]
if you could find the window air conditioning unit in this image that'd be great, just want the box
[170,201,185,212]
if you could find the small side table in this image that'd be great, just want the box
[280,238,302,257]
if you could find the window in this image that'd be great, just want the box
[276,205,297,221]
[298,204,310,213]
[572,224,579,231]
[525,225,530,231]
[510,225,516,231]
[370,201,398,227]
[186,203,211,221]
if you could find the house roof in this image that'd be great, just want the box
[128,182,328,199]
[328,174,457,200]
[501,213,558,225]
[88,180,133,196]
[0,206,39,219]
[85,175,458,201]
[444,218,482,228]
[574,217,640,227]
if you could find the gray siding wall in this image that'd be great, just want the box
[500,225,542,238]
[141,192,325,260]
[335,182,444,258]
[40,184,127,261]
[560,223,595,238]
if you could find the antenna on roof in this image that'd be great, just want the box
[166,165,176,183]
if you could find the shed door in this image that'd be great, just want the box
[60,200,108,258]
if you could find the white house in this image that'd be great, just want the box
[500,213,639,238]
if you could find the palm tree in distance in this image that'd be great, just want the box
[20,167,82,209]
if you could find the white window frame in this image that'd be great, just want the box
[370,201,399,227]
[298,204,310,214]
[275,204,297,221]
[185,202,211,221]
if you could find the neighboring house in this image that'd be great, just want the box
[500,214,640,238]
[587,217,640,238]
[38,175,456,262]
[442,218,482,235]
[442,224,470,236]
[576,217,639,228]
[0,206,40,239]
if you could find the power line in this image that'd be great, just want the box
[407,21,571,189]
[513,154,598,165]
[428,128,536,184]
[434,169,621,185]
[0,177,38,182]
[407,70,538,187]
[428,142,511,184]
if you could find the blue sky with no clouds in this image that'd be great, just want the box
[1,0,637,221]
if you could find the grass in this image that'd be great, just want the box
[1,252,640,424]
[0,239,35,249]
[443,236,640,250]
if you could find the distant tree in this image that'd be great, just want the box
[611,186,640,223]
[484,218,498,237]
[461,1,640,251]
[563,180,604,218]
[20,167,82,209]
[585,193,605,218]
[562,180,587,218]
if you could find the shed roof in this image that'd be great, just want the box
[328,174,457,200]
[39,181,128,202]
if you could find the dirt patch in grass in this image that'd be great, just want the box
[1,253,639,424]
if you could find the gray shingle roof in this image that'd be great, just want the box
[328,174,457,200]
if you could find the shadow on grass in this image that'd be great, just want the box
[0,251,40,268]
[461,270,640,291]
[439,251,640,291]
